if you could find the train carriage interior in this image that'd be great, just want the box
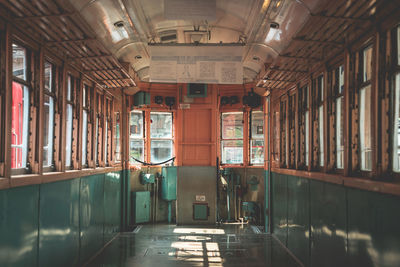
[0,0,400,266]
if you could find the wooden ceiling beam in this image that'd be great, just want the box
[69,54,112,60]
[47,38,96,45]
[279,54,321,61]
[13,12,77,21]
[310,13,372,22]
[292,37,344,47]
[269,67,308,74]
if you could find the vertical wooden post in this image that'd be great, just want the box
[4,23,12,179]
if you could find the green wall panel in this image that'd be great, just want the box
[38,179,80,267]
[0,185,39,267]
[347,188,400,267]
[104,172,121,243]
[272,172,400,267]
[310,180,347,267]
[271,173,288,246]
[0,171,124,267]
[79,174,106,265]
[287,176,310,266]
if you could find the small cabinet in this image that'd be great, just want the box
[131,191,150,224]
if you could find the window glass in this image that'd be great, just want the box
[44,62,52,92]
[319,105,324,167]
[393,74,400,172]
[305,109,309,166]
[222,112,243,139]
[43,94,54,167]
[363,46,372,82]
[12,44,27,80]
[221,140,243,164]
[150,112,172,138]
[151,140,173,163]
[360,85,372,171]
[336,96,344,169]
[398,26,400,65]
[251,111,264,139]
[65,104,73,167]
[130,111,144,138]
[104,120,108,165]
[336,65,345,169]
[250,140,264,165]
[115,112,121,162]
[82,110,88,166]
[11,82,29,169]
[250,111,264,165]
[130,111,145,163]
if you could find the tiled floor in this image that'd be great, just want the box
[87,224,301,267]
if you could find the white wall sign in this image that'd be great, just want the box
[149,46,243,84]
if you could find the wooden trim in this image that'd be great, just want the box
[4,23,12,179]
[8,166,122,189]
[271,167,400,197]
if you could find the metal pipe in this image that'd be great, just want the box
[267,95,272,233]
[168,201,172,223]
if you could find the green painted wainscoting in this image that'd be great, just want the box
[271,172,400,267]
[0,170,127,267]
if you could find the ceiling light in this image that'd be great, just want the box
[114,21,124,28]
[135,55,142,60]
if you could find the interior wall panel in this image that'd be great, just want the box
[287,176,310,266]
[38,179,80,267]
[272,172,400,267]
[0,186,39,267]
[309,180,347,267]
[0,171,123,267]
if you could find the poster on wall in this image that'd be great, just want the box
[149,45,243,84]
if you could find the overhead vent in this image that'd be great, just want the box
[164,0,216,21]
[187,83,207,98]
[159,30,177,43]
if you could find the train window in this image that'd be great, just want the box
[11,43,30,170]
[82,85,89,166]
[65,75,73,168]
[114,112,121,162]
[288,93,296,168]
[318,75,324,167]
[272,111,280,162]
[250,111,264,165]
[298,85,309,168]
[43,61,55,168]
[397,26,400,65]
[221,112,243,164]
[335,65,345,169]
[104,97,112,165]
[312,75,324,168]
[393,74,400,172]
[95,93,103,166]
[360,46,373,171]
[279,98,287,167]
[150,112,173,163]
[129,111,144,163]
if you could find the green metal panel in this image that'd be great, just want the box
[131,191,150,224]
[161,166,177,201]
[271,172,288,246]
[38,179,80,267]
[133,91,150,106]
[193,203,208,220]
[0,185,39,267]
[287,176,310,266]
[347,188,400,267]
[310,180,347,267]
[104,172,122,243]
[79,174,105,265]
[265,171,269,233]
